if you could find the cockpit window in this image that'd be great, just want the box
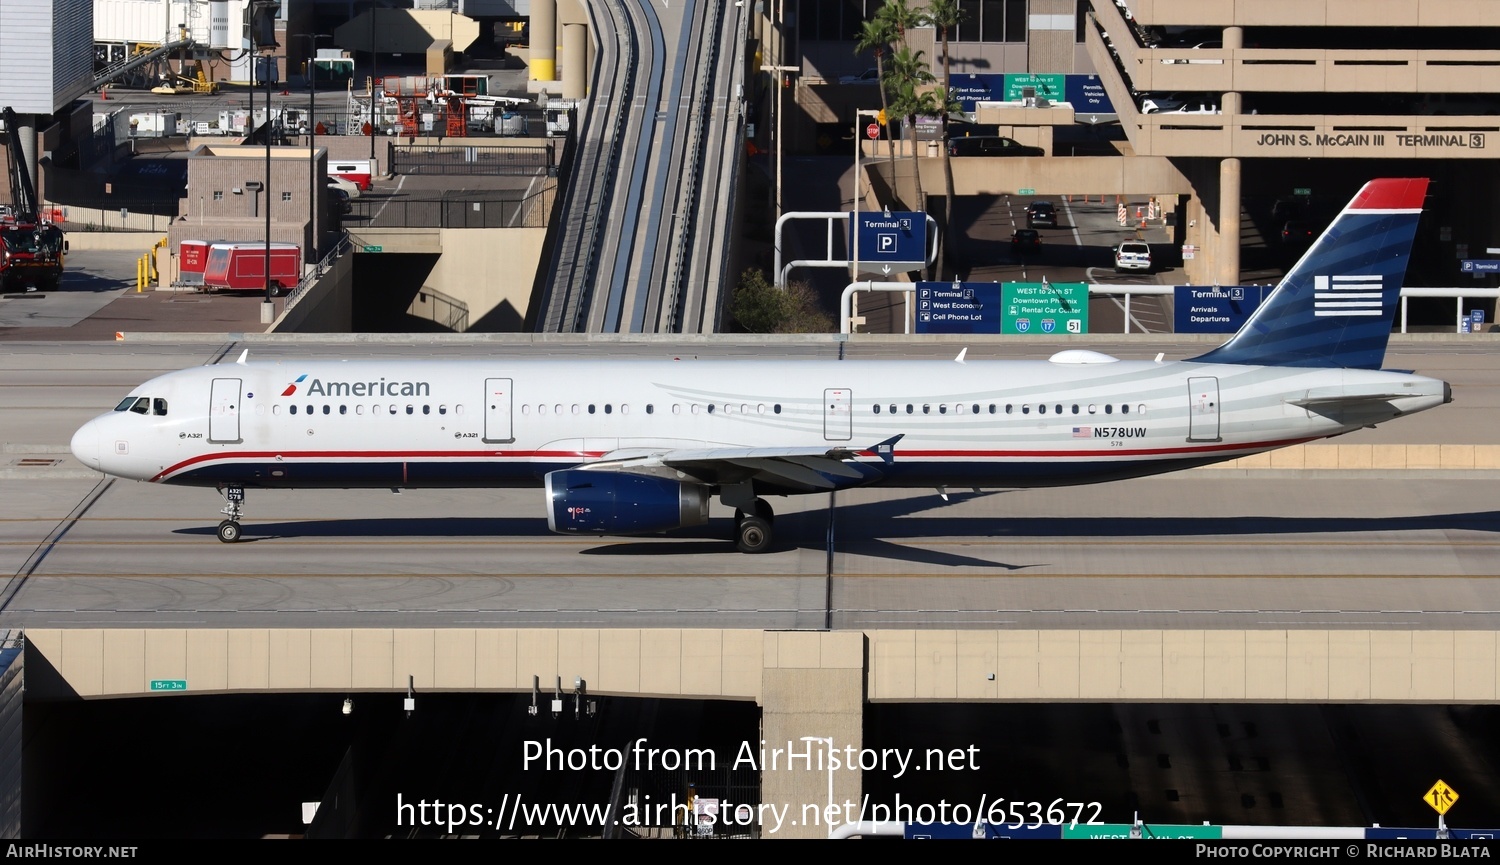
[126,397,150,414]
[114,396,140,412]
[153,398,168,416]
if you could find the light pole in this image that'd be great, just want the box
[250,1,281,323]
[369,2,378,163]
[852,108,882,281]
[298,33,330,259]
[761,64,797,224]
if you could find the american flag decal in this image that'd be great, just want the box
[1314,274,1384,317]
[1072,426,1092,438]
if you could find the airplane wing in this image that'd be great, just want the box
[578,435,904,491]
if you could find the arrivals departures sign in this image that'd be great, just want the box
[914,282,1088,335]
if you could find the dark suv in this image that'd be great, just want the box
[1026,202,1057,228]
[947,136,1045,157]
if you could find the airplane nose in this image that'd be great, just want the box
[70,418,101,471]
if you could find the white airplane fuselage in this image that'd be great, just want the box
[69,354,1448,492]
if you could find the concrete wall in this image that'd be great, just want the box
[426,226,546,327]
[28,626,1500,704]
[272,244,354,333]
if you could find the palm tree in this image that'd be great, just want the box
[876,0,923,46]
[884,46,937,214]
[924,0,964,278]
[854,16,898,174]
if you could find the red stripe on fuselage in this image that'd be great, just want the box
[150,437,1321,482]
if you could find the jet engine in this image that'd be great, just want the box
[544,470,711,535]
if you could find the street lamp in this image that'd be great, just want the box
[298,33,331,260]
[761,64,797,224]
[250,0,281,323]
[852,108,882,281]
[369,2,378,163]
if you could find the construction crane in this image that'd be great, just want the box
[1,107,66,292]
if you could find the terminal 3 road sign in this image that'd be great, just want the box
[849,211,927,276]
[913,282,1088,335]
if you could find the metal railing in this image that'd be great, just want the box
[344,190,538,228]
[390,142,554,176]
[284,232,353,313]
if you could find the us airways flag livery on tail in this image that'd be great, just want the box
[71,178,1450,552]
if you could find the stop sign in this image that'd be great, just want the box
[866,122,880,140]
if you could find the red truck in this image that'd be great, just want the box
[201,242,302,294]
[2,107,66,292]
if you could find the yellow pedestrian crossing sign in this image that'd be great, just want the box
[1424,780,1459,815]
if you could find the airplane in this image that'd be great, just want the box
[69,177,1450,553]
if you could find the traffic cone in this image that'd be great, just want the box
[100,89,108,100]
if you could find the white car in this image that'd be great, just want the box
[1113,241,1153,273]
[325,175,361,199]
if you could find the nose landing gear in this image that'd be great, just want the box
[217,485,245,543]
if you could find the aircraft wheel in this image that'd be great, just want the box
[736,516,772,554]
[217,520,242,543]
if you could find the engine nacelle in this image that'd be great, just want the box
[545,470,711,535]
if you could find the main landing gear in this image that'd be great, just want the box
[732,499,775,554]
[217,485,245,543]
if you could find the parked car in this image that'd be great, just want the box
[1280,220,1315,246]
[1139,93,1219,114]
[838,68,880,85]
[1026,201,1057,228]
[948,136,1045,157]
[326,175,361,199]
[328,186,353,215]
[1113,240,1152,272]
[1011,229,1041,254]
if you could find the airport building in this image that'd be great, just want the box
[767,0,1500,288]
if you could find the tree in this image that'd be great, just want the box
[875,0,923,46]
[883,46,937,214]
[854,16,898,175]
[924,0,964,279]
[730,268,832,333]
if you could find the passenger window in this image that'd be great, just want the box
[1022,405,1031,414]
[707,404,716,414]
[1105,404,1114,414]
[355,405,364,416]
[691,404,700,414]
[1054,404,1062,415]
[621,404,630,415]
[889,404,897,414]
[153,398,168,416]
[1121,404,1131,415]
[1088,404,1097,414]
[973,404,981,414]
[922,404,930,415]
[647,404,655,414]
[1071,405,1080,414]
[906,404,914,415]
[340,405,348,415]
[521,405,531,415]
[422,405,430,415]
[1039,404,1047,414]
[757,404,765,414]
[457,405,466,415]
[389,405,398,415]
[604,404,613,414]
[290,405,298,415]
[272,405,281,416]
[873,405,882,414]
[672,404,681,415]
[939,404,947,414]
[307,405,314,415]
[1138,404,1146,415]
[588,404,596,414]
[323,405,331,415]
[439,405,447,415]
[774,404,782,414]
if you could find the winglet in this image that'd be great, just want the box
[955,347,968,364]
[865,434,904,465]
[235,349,249,365]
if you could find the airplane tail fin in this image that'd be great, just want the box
[1189,177,1429,370]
